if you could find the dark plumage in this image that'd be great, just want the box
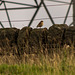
[37,21,43,27]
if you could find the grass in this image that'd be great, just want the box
[0,62,75,75]
[0,46,75,75]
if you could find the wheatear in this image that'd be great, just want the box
[37,21,43,28]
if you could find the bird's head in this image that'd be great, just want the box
[41,21,43,22]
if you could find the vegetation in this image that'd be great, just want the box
[0,46,75,75]
[0,26,75,74]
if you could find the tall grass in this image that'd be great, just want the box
[0,45,75,75]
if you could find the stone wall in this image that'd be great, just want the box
[0,24,75,55]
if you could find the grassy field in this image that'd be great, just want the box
[0,46,75,75]
[0,63,74,75]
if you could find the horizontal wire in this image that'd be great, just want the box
[0,16,73,23]
[3,0,36,7]
[45,0,72,4]
[0,6,37,10]
[42,3,73,7]
[3,0,71,5]
[0,3,72,11]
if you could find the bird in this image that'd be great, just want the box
[37,21,43,28]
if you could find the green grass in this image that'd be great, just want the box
[0,59,74,75]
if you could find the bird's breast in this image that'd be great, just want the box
[41,22,43,26]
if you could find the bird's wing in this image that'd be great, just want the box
[37,22,41,27]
